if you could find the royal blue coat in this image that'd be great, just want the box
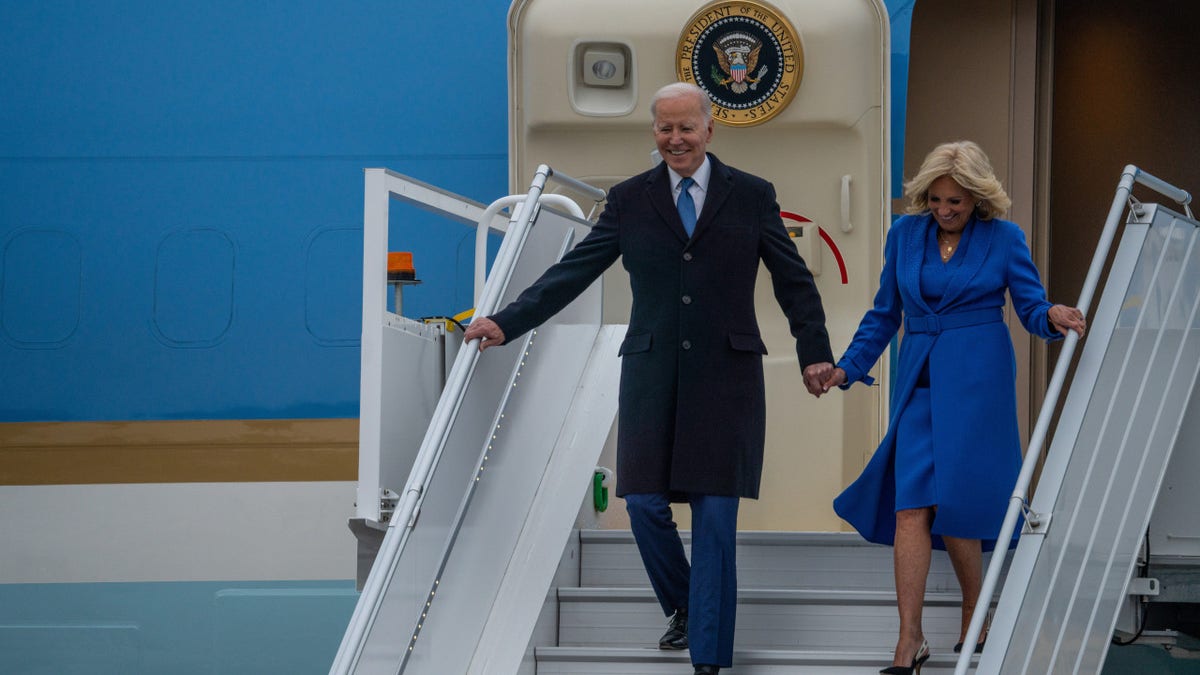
[490,154,832,499]
[833,213,1062,550]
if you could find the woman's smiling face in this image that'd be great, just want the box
[927,175,975,232]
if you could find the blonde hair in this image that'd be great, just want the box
[903,140,1011,220]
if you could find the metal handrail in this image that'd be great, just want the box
[329,165,603,675]
[473,194,588,304]
[955,166,1193,674]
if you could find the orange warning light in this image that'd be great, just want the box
[387,252,415,281]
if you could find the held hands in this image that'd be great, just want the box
[1047,304,1086,337]
[803,363,849,398]
[462,316,506,352]
[802,307,1085,400]
[822,367,847,393]
[802,362,836,398]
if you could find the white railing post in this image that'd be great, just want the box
[330,165,603,675]
[473,194,586,305]
[955,166,1193,674]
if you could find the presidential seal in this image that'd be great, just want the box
[676,0,803,127]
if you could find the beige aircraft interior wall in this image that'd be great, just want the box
[509,0,889,530]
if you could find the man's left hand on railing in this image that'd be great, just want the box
[464,317,507,352]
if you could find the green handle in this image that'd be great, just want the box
[592,470,609,512]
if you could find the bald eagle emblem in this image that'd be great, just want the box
[712,32,766,94]
[676,0,803,127]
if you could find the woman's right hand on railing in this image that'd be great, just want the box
[1048,304,1087,337]
[463,317,506,352]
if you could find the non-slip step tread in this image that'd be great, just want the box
[577,529,1009,593]
[534,645,980,674]
[560,586,969,605]
[555,586,992,652]
[579,530,885,546]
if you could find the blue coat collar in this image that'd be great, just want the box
[901,214,995,315]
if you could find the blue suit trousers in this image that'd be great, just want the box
[625,492,739,667]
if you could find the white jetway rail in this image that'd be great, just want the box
[960,167,1197,674]
[334,167,623,674]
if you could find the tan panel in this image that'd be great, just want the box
[1043,2,1200,493]
[905,2,1014,183]
[0,419,357,485]
[1050,1,1200,339]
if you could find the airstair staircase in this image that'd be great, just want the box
[529,165,1200,674]
[335,166,1200,674]
[530,530,993,674]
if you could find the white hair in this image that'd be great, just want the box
[649,82,712,124]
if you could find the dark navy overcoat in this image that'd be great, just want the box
[832,214,1062,549]
[491,154,832,499]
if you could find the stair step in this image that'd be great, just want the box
[535,646,979,674]
[558,587,986,653]
[580,530,1007,592]
[543,531,1004,672]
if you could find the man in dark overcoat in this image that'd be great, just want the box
[464,82,833,675]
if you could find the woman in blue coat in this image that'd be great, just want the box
[822,141,1086,674]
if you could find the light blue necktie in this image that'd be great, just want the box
[677,177,697,236]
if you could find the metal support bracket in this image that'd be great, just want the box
[1128,577,1161,597]
[1022,508,1051,535]
[378,488,400,524]
[1128,195,1146,218]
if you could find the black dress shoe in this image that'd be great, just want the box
[658,608,688,650]
[694,666,720,675]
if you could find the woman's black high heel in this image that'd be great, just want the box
[953,633,986,653]
[955,615,990,654]
[880,639,930,675]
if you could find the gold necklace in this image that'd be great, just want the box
[937,229,958,262]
